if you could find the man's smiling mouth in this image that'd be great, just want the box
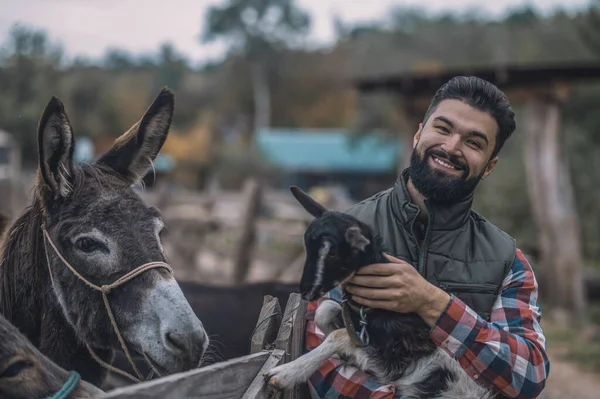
[432,155,462,170]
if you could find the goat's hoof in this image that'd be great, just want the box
[263,365,297,390]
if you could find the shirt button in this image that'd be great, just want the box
[473,374,479,379]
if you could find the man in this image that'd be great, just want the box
[303,76,550,399]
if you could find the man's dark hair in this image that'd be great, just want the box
[422,76,516,158]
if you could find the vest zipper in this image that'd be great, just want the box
[417,200,434,277]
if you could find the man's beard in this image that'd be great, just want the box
[409,146,485,204]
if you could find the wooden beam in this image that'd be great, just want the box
[523,96,586,322]
[102,352,270,399]
[233,178,263,284]
[251,296,283,354]
[274,294,301,363]
[242,349,285,399]
[287,296,309,399]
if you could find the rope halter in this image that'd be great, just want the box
[42,226,173,383]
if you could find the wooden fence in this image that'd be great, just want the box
[101,293,309,399]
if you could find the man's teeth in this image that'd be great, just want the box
[434,156,457,169]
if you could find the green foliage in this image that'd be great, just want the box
[201,0,311,57]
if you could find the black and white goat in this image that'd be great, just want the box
[263,186,494,399]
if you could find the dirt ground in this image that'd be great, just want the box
[538,322,600,399]
[539,350,600,399]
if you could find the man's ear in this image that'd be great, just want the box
[481,156,499,180]
[413,123,423,149]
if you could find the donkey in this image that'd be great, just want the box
[0,88,209,389]
[264,186,493,399]
[0,312,106,399]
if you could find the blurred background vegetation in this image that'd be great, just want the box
[2,2,600,261]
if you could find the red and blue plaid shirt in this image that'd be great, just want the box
[303,249,550,399]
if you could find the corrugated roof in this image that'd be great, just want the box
[255,128,400,172]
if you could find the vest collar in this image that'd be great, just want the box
[391,168,473,232]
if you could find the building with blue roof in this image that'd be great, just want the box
[255,128,401,199]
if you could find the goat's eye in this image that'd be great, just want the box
[1,360,32,378]
[327,247,339,258]
[75,237,103,253]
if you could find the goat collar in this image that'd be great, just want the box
[341,290,372,347]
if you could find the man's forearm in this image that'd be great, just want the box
[417,285,452,327]
[429,295,549,399]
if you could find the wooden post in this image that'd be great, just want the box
[233,178,263,284]
[250,296,283,354]
[523,93,586,323]
[397,99,429,172]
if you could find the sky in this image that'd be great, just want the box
[0,0,593,66]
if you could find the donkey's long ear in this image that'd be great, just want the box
[289,186,327,218]
[37,96,75,199]
[97,87,174,183]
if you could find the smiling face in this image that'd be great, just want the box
[409,99,500,204]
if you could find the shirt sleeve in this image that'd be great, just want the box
[429,249,550,399]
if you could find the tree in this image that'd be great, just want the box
[200,0,311,134]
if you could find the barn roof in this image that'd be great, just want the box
[255,128,399,173]
[353,61,600,98]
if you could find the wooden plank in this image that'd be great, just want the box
[288,297,309,399]
[251,295,282,354]
[241,349,285,399]
[233,178,263,284]
[274,293,301,362]
[102,352,270,399]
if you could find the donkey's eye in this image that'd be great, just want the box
[75,237,103,253]
[1,360,32,378]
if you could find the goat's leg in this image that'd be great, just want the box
[314,299,343,336]
[264,328,355,390]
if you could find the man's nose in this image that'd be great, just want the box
[441,134,462,155]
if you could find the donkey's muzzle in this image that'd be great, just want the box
[161,324,208,367]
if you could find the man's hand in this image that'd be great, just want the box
[344,253,451,327]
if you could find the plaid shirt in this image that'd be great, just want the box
[304,249,550,399]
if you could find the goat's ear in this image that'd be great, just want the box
[345,227,370,251]
[289,186,327,218]
[37,96,75,199]
[97,87,174,184]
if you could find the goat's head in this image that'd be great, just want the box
[290,186,374,301]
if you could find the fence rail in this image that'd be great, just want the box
[101,293,308,399]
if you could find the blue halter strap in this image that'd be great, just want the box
[44,371,81,399]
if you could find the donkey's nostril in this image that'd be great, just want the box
[164,331,188,354]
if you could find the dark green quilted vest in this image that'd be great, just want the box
[345,169,516,321]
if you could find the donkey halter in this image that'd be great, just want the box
[41,226,173,383]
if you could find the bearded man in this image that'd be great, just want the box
[304,76,550,399]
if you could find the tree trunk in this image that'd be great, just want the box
[251,62,270,133]
[523,97,586,322]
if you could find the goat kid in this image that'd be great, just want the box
[264,186,494,399]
